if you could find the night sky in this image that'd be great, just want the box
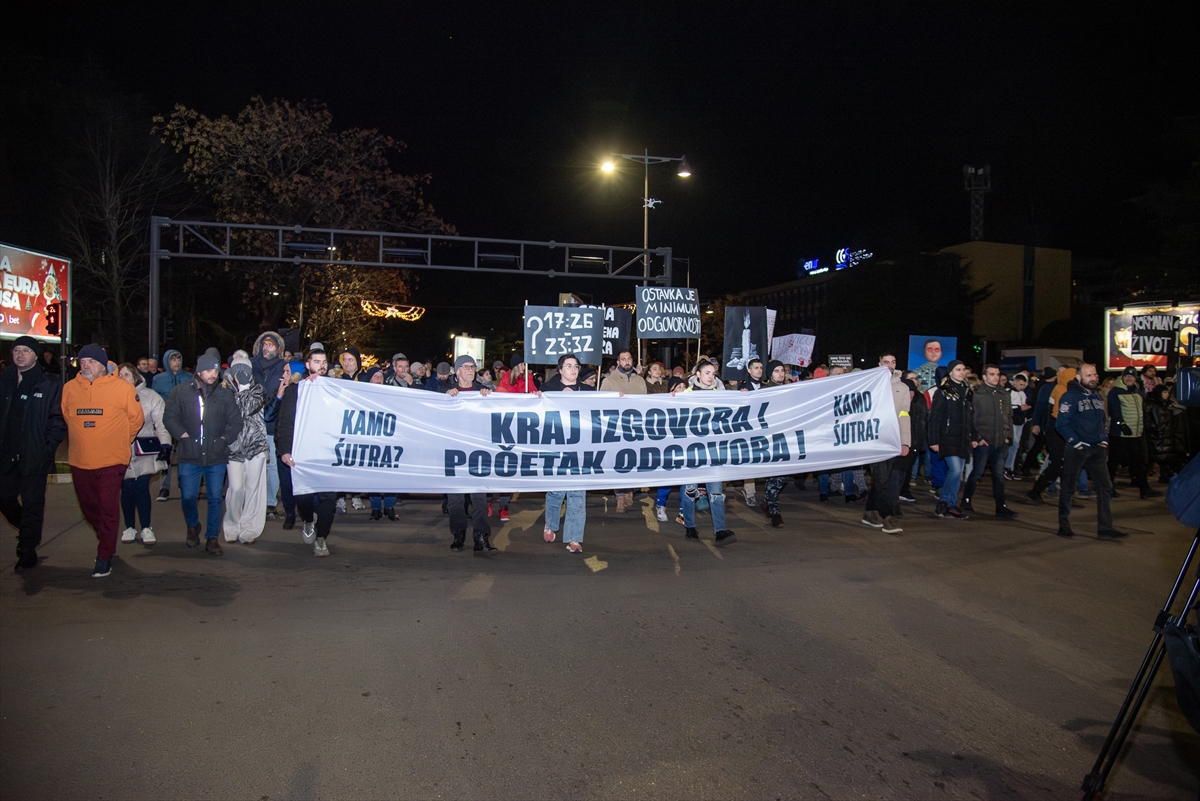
[4,4,1194,354]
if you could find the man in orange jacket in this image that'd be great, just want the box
[62,344,144,577]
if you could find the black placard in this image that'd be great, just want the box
[635,287,701,340]
[1131,314,1177,356]
[523,306,604,365]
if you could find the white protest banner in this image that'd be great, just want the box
[772,334,816,367]
[766,308,777,346]
[290,368,900,494]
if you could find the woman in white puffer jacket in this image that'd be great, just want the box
[118,363,171,544]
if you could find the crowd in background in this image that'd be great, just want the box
[3,331,1198,577]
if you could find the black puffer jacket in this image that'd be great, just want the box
[162,376,243,466]
[0,363,66,475]
[909,390,930,453]
[928,379,973,458]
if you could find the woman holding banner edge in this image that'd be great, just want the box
[672,357,737,547]
[540,353,593,553]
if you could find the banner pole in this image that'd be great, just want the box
[524,299,530,393]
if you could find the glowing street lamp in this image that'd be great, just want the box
[600,149,692,257]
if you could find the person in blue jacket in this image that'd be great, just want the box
[1055,363,1125,540]
[151,349,191,501]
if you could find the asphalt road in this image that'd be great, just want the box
[2,476,1197,800]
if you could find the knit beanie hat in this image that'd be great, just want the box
[78,343,107,364]
[196,347,222,373]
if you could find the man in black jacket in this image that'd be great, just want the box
[1,337,67,572]
[439,355,497,554]
[962,364,1017,519]
[276,347,337,556]
[163,347,243,555]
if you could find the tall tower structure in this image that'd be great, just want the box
[963,164,992,241]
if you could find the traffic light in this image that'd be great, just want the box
[44,302,59,337]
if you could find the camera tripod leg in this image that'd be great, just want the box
[1080,531,1200,801]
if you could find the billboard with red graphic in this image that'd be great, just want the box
[0,243,71,343]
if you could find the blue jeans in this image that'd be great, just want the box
[178,462,227,538]
[818,471,855,497]
[545,490,586,543]
[931,453,948,488]
[965,443,1008,510]
[266,437,280,507]
[1005,424,1024,471]
[368,494,396,510]
[656,486,682,510]
[682,482,726,532]
[939,455,966,506]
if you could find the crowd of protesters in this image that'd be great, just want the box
[2,332,1197,578]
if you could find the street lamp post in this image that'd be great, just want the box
[601,149,691,259]
[602,149,691,365]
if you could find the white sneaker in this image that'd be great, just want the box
[351,496,366,510]
[314,537,330,556]
[335,498,347,514]
[121,527,137,543]
[655,505,668,522]
[140,527,156,544]
[745,495,757,506]
[302,520,316,544]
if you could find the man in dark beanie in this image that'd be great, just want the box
[1,336,67,572]
[163,347,242,555]
[61,343,143,577]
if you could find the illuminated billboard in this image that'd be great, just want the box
[1104,302,1199,370]
[1,243,71,343]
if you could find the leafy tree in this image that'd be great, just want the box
[154,97,451,349]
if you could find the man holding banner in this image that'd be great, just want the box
[277,348,336,557]
[439,356,498,554]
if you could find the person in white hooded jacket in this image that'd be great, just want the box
[118,363,171,545]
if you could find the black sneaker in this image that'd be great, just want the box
[714,530,737,547]
[1055,524,1075,538]
[934,500,948,517]
[818,493,829,503]
[385,507,397,521]
[685,527,700,540]
[961,499,975,513]
[1022,491,1043,506]
[844,494,859,503]
[945,505,968,519]
[157,487,170,502]
[899,492,916,503]
[282,515,296,530]
[370,509,382,521]
[1140,488,1163,499]
[1098,528,1129,540]
[995,506,1017,520]
[14,551,38,573]
[92,558,112,578]
[771,513,783,528]
[450,530,466,551]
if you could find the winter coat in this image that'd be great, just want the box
[600,369,648,394]
[928,378,972,458]
[227,380,268,462]
[908,385,930,453]
[62,372,144,470]
[495,369,539,393]
[888,370,913,449]
[1030,380,1056,431]
[0,363,66,476]
[644,376,671,395]
[1049,368,1077,420]
[125,386,171,479]
[1055,381,1107,448]
[151,349,192,403]
[1145,396,1184,462]
[541,374,596,392]
[1107,384,1145,439]
[685,375,726,392]
[162,376,243,466]
[971,382,1013,446]
[251,332,287,433]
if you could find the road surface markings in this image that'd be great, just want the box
[584,555,608,572]
[703,539,724,560]
[667,543,681,575]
